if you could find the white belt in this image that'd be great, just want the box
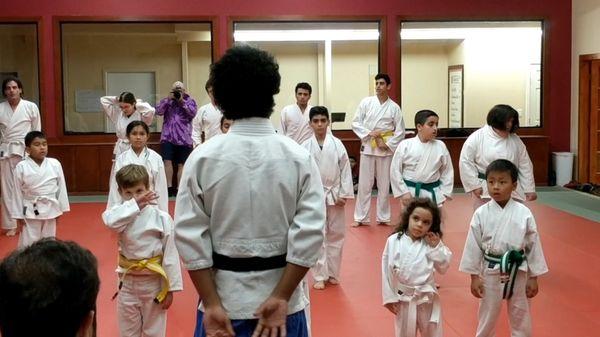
[23,194,55,216]
[395,282,441,337]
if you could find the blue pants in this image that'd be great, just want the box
[194,309,308,337]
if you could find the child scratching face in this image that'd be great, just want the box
[407,206,441,247]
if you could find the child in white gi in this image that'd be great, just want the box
[459,159,548,337]
[101,92,155,157]
[391,110,453,207]
[103,164,182,337]
[12,131,69,247]
[382,198,451,337]
[459,104,536,210]
[302,106,354,290]
[107,121,169,213]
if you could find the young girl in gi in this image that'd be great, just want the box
[382,198,451,337]
[101,92,155,157]
[108,121,168,213]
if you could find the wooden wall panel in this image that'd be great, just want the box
[49,135,548,195]
[334,131,549,187]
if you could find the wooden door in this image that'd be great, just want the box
[578,55,600,184]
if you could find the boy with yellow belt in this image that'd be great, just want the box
[103,164,182,337]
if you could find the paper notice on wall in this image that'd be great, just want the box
[448,68,463,128]
[75,89,104,113]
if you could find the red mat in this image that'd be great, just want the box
[1,196,599,336]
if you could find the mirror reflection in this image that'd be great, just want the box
[61,22,212,133]
[234,21,380,130]
[400,21,542,129]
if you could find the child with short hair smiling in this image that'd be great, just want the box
[382,198,451,337]
[459,159,548,337]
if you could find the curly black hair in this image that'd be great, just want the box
[209,45,281,120]
[393,198,442,238]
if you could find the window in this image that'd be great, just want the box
[234,21,381,130]
[400,21,543,129]
[61,22,212,133]
[0,23,40,107]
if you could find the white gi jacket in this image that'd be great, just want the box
[352,96,405,156]
[459,198,548,277]
[390,137,454,205]
[191,102,223,146]
[12,157,69,220]
[301,134,354,205]
[103,199,183,292]
[459,125,535,200]
[101,96,155,156]
[382,233,451,305]
[382,233,451,337]
[174,118,325,319]
[280,104,313,144]
[108,147,169,213]
[0,100,41,158]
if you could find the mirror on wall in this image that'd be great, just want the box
[0,23,39,107]
[400,21,543,129]
[234,21,380,130]
[61,22,212,133]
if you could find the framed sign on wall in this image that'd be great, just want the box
[448,65,464,128]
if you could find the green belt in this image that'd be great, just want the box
[403,179,441,205]
[478,172,486,180]
[484,250,526,299]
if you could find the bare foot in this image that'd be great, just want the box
[352,222,365,227]
[4,229,16,237]
[377,222,391,226]
[328,278,339,285]
[313,281,325,290]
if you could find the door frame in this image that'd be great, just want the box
[578,53,600,183]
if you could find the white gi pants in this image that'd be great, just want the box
[1,155,21,230]
[301,278,312,337]
[117,274,167,337]
[312,205,346,282]
[18,218,56,248]
[354,154,392,223]
[394,301,443,337]
[477,269,531,337]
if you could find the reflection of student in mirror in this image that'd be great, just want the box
[459,104,536,210]
[101,92,155,157]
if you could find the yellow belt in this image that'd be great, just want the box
[370,130,394,148]
[112,254,170,303]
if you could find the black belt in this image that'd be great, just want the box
[212,252,287,272]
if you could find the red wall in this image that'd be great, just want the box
[2,0,572,151]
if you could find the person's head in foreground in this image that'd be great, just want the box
[0,238,100,337]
